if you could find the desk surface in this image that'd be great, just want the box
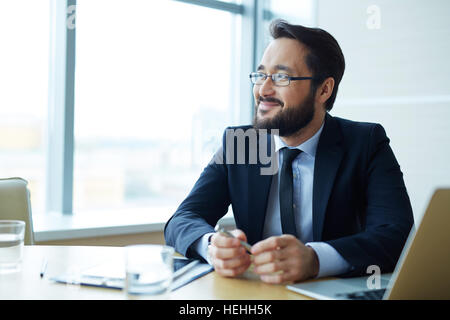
[1,246,312,300]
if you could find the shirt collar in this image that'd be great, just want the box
[274,121,325,158]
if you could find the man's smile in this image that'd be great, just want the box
[258,97,284,112]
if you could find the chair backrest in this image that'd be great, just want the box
[0,177,34,245]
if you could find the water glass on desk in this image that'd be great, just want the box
[125,244,174,297]
[0,220,25,274]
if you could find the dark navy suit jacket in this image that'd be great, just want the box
[164,113,414,277]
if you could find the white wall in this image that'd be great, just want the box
[317,0,450,224]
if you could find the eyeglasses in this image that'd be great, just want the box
[249,72,316,87]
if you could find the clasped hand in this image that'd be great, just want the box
[208,229,319,284]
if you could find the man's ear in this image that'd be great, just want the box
[316,77,335,105]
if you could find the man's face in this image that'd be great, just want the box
[252,37,316,137]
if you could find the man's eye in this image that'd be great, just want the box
[275,74,289,80]
[274,74,289,83]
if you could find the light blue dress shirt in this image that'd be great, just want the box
[194,122,351,278]
[264,122,351,278]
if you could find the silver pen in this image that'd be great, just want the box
[40,258,48,278]
[217,227,252,253]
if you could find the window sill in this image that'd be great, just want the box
[32,207,235,242]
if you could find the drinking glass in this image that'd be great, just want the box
[125,244,174,296]
[0,220,25,274]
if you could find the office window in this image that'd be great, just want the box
[0,1,50,214]
[73,0,241,212]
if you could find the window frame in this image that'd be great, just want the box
[46,0,77,214]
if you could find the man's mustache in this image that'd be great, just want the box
[258,96,284,107]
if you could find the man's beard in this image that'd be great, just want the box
[252,90,315,137]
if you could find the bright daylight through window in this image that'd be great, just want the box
[0,0,315,220]
[73,0,241,215]
[0,1,50,214]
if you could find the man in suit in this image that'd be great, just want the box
[164,20,414,284]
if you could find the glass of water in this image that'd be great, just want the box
[125,244,174,297]
[0,220,25,274]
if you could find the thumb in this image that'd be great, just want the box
[230,229,248,242]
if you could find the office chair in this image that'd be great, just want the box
[0,177,34,245]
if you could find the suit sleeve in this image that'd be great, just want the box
[326,124,414,277]
[164,131,231,259]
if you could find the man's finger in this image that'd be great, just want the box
[251,235,294,254]
[260,270,295,284]
[215,263,251,278]
[229,229,248,243]
[211,232,241,248]
[209,245,247,260]
[253,260,288,275]
[213,253,251,270]
[252,248,284,265]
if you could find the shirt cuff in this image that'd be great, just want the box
[305,242,352,278]
[192,232,215,265]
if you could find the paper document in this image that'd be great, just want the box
[51,257,213,291]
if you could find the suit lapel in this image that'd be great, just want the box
[313,113,344,241]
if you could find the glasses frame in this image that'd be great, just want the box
[249,72,317,86]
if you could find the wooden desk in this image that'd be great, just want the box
[0,246,312,300]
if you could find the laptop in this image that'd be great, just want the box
[287,188,450,300]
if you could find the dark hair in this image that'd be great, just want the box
[269,19,345,111]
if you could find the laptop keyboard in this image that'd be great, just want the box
[337,288,386,300]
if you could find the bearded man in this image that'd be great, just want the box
[164,20,414,284]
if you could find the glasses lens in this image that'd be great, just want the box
[273,74,290,86]
[250,72,265,84]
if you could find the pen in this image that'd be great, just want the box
[173,259,200,279]
[40,258,48,278]
[217,227,252,253]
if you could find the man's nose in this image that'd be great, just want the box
[259,75,276,97]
